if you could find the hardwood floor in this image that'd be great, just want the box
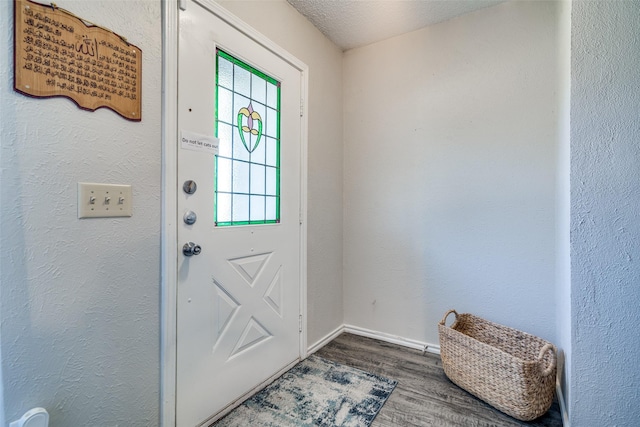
[315,333,563,427]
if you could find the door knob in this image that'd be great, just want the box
[183,242,202,257]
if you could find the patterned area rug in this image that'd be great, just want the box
[213,355,397,427]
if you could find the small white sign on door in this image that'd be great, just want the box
[180,130,219,155]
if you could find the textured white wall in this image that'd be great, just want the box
[218,0,345,347]
[343,1,562,345]
[570,1,640,424]
[0,0,162,425]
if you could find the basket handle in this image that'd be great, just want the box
[439,309,459,327]
[538,343,557,377]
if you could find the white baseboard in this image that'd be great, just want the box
[307,325,344,354]
[307,323,440,355]
[344,324,441,354]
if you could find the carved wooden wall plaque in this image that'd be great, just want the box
[14,0,142,121]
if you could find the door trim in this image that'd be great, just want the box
[160,1,309,426]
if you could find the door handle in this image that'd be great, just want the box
[183,242,202,257]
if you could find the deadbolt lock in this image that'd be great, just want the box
[183,180,197,194]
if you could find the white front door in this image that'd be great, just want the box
[176,1,304,425]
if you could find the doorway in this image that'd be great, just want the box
[162,1,309,425]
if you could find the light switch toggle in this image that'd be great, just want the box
[78,182,132,218]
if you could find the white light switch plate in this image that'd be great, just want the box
[78,182,132,218]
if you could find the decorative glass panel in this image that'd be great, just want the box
[265,137,278,167]
[218,88,233,123]
[217,193,232,223]
[215,49,281,226]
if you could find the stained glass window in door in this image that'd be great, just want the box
[215,49,280,226]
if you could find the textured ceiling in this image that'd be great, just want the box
[286,0,504,51]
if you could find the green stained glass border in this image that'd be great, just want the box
[217,49,279,86]
[214,48,281,227]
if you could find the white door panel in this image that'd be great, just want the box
[176,1,303,425]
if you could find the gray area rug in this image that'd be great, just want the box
[213,355,397,426]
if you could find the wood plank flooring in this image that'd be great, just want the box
[315,333,563,427]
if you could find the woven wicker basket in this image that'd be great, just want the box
[438,309,557,421]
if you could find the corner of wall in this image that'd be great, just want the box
[555,350,570,426]
[569,1,640,424]
[1,0,12,424]
[555,0,572,424]
[0,330,4,427]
